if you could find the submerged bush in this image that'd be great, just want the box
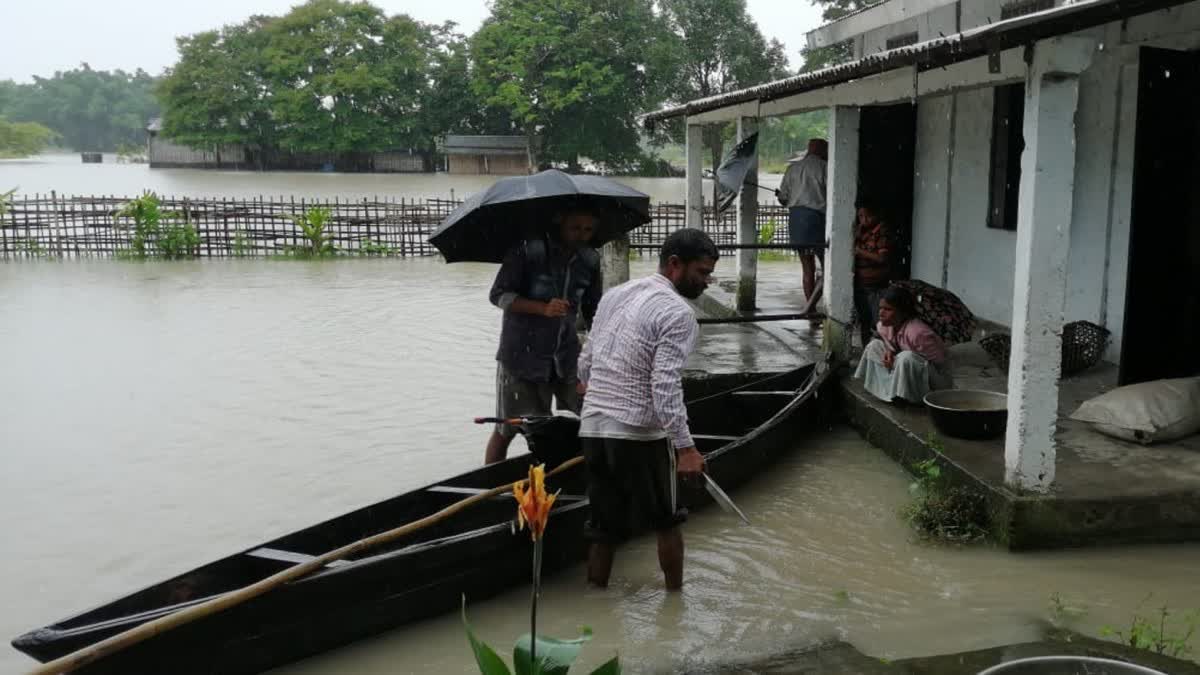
[901,437,990,543]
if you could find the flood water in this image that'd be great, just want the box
[1,259,1198,674]
[0,153,784,203]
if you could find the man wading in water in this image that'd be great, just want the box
[484,208,602,464]
[576,228,717,590]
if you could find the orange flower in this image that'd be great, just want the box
[513,464,558,540]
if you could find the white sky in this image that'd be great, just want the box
[0,0,826,82]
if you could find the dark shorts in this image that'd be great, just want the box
[788,206,825,252]
[582,436,687,543]
[495,364,580,439]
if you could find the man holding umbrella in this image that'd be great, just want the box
[484,207,603,464]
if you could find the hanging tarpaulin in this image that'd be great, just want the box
[714,132,759,214]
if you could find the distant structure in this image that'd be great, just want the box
[442,135,533,175]
[80,152,102,164]
[145,118,425,173]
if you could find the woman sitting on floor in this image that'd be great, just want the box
[854,285,953,404]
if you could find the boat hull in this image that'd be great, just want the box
[12,359,836,674]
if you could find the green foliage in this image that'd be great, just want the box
[900,435,990,543]
[158,1,487,163]
[799,0,872,71]
[359,240,397,256]
[288,207,337,258]
[756,218,790,261]
[1101,597,1199,658]
[0,187,14,217]
[0,118,56,158]
[116,141,147,163]
[471,0,671,169]
[652,0,790,193]
[115,193,199,260]
[463,601,619,675]
[0,65,159,151]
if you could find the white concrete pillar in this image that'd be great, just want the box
[600,236,630,291]
[823,106,859,356]
[1004,36,1095,492]
[735,116,759,311]
[685,122,704,229]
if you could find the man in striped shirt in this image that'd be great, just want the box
[576,228,718,590]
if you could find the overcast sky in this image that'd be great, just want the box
[1,0,825,82]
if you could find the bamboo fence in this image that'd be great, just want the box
[0,192,793,260]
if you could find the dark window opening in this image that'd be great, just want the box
[988,83,1025,231]
[1000,0,1054,20]
[885,32,919,50]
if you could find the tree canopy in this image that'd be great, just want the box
[0,65,159,151]
[470,0,674,169]
[0,118,56,158]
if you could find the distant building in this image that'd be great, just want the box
[442,135,533,175]
[146,118,247,170]
[146,118,425,172]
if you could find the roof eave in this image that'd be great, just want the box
[642,0,1189,128]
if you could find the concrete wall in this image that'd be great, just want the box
[906,8,1200,363]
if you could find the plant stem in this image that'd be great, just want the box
[531,537,543,672]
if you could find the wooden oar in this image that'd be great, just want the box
[27,456,585,675]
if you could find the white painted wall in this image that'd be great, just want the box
[944,86,1020,325]
[906,8,1200,364]
[861,18,920,55]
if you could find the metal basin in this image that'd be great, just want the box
[976,656,1167,674]
[923,389,1008,440]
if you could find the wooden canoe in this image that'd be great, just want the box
[12,356,836,674]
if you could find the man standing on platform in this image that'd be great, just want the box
[776,138,828,311]
[575,228,718,591]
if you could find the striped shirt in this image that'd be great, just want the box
[577,274,699,449]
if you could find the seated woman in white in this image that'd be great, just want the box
[854,285,953,404]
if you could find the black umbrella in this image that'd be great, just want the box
[712,132,776,214]
[428,169,651,263]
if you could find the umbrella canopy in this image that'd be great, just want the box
[714,132,759,214]
[428,169,651,263]
[891,279,977,345]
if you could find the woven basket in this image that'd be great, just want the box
[977,321,1110,377]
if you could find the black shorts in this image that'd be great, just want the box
[582,436,687,543]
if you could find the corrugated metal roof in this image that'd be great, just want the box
[642,0,1192,126]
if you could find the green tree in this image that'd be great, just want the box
[157,16,278,164]
[0,118,56,158]
[5,65,159,151]
[799,0,874,71]
[418,23,515,153]
[757,112,829,171]
[656,0,789,197]
[471,0,672,169]
[263,0,428,154]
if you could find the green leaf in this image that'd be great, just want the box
[588,656,621,675]
[463,598,512,675]
[513,627,594,675]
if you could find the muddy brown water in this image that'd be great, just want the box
[1,259,1197,674]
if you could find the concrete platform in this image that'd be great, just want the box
[841,340,1200,550]
[689,260,1200,550]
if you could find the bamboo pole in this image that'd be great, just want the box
[28,456,585,675]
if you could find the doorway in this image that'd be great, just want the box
[857,103,917,280]
[1120,47,1200,385]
